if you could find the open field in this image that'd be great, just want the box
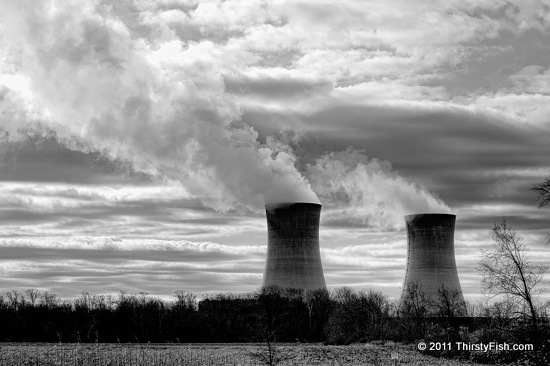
[0,343,485,366]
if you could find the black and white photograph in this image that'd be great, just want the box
[0,0,549,364]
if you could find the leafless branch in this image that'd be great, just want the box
[478,220,548,327]
[531,177,550,208]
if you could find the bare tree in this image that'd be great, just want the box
[465,301,480,318]
[74,291,93,311]
[41,291,60,309]
[532,177,550,208]
[6,290,22,310]
[303,288,330,338]
[437,285,467,318]
[479,298,519,322]
[25,289,41,306]
[478,220,547,331]
[400,282,434,318]
[247,328,297,366]
[174,290,197,311]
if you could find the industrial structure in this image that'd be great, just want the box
[261,202,327,291]
[401,213,465,305]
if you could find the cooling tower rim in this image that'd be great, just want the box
[405,213,456,222]
[405,213,455,220]
[265,201,322,210]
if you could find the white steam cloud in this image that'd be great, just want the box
[0,0,449,228]
[0,0,318,211]
[307,149,451,230]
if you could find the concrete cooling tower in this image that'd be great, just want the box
[261,202,327,291]
[402,213,465,304]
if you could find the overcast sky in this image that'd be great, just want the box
[1,0,549,303]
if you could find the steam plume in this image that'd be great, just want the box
[0,0,449,228]
[306,149,451,230]
[0,0,318,211]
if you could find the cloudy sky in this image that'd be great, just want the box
[0,0,549,303]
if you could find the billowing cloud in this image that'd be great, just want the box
[0,0,450,227]
[307,149,450,230]
[0,0,319,213]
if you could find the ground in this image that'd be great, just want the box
[0,342,488,365]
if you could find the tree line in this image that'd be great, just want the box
[0,284,483,344]
[0,285,547,342]
[0,262,548,364]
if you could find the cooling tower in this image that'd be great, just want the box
[402,213,464,304]
[261,202,327,291]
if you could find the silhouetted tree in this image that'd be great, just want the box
[478,220,548,342]
[437,285,467,319]
[41,291,60,309]
[532,177,550,208]
[174,290,197,311]
[397,282,436,341]
[325,288,392,344]
[303,288,331,340]
[478,298,519,326]
[247,327,297,366]
[400,282,434,318]
[5,290,23,311]
[25,289,41,306]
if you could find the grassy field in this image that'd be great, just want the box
[0,343,485,366]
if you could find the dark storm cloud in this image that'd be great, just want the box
[457,213,550,231]
[430,171,541,208]
[306,105,547,171]
[224,74,328,99]
[244,102,550,210]
[0,133,151,184]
